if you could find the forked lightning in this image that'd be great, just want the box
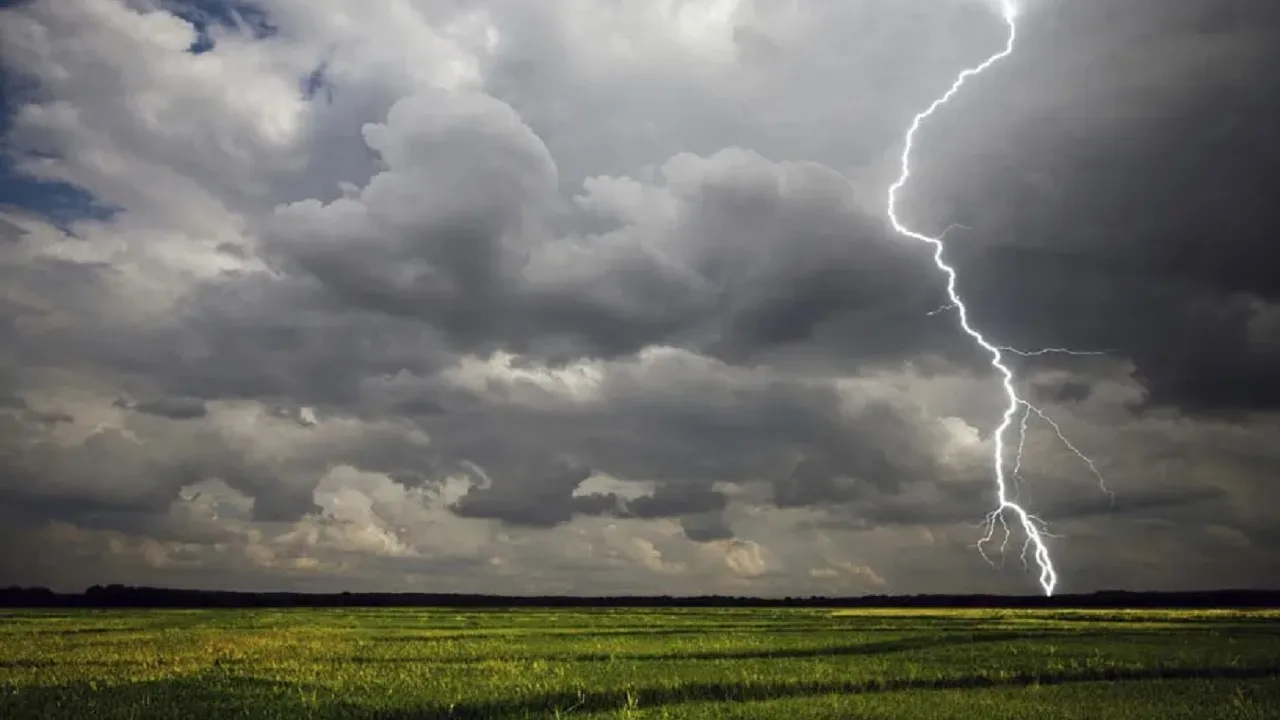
[885,0,1108,596]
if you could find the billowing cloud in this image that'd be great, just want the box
[0,0,1276,595]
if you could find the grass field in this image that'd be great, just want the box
[2,607,1278,719]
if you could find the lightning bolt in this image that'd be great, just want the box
[886,1,1107,596]
[998,346,1109,357]
[1022,402,1114,502]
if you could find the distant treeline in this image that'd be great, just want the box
[1,585,1278,609]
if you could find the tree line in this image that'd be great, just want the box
[1,585,1277,609]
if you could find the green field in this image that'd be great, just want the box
[2,607,1278,719]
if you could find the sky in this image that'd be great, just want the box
[0,0,1277,596]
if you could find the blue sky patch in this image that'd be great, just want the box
[0,65,117,231]
[0,1,283,229]
[162,0,278,54]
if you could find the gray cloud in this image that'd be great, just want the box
[451,457,593,527]
[125,397,209,420]
[26,408,74,425]
[0,395,29,410]
[0,0,1275,595]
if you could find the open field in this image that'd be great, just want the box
[2,607,1278,719]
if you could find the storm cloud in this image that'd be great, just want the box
[0,0,1276,595]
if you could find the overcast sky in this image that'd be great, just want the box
[0,0,1276,596]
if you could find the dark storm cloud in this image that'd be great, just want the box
[0,254,134,388]
[815,472,1232,535]
[26,408,73,425]
[901,0,1280,414]
[82,274,456,409]
[266,139,959,373]
[126,396,209,420]
[0,215,27,243]
[234,32,961,371]
[259,89,561,356]
[1030,377,1093,405]
[450,457,592,527]
[0,394,28,410]
[421,359,957,538]
[1046,485,1230,524]
[774,456,871,508]
[768,400,943,507]
[627,485,729,519]
[0,424,184,518]
[679,512,734,543]
[566,484,735,542]
[660,152,953,365]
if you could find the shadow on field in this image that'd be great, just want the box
[366,625,845,643]
[338,629,1132,665]
[7,665,1276,720]
[384,665,1280,719]
[368,628,719,643]
[11,663,1280,720]
[0,676,324,720]
[578,629,1111,663]
[26,627,128,636]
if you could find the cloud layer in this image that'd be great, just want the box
[0,0,1277,595]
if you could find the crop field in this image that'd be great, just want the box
[2,607,1278,719]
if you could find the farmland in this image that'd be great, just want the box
[2,607,1278,719]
